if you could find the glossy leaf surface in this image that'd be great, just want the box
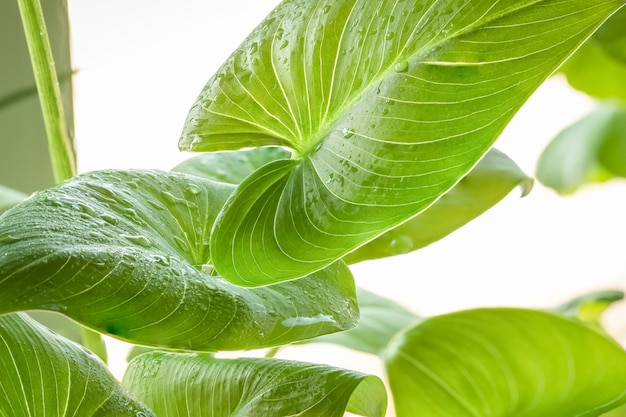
[173,146,292,184]
[345,148,532,263]
[384,308,626,417]
[561,7,626,101]
[0,184,26,214]
[0,170,358,350]
[536,104,626,194]
[123,351,387,417]
[182,0,624,285]
[303,287,419,355]
[0,313,153,417]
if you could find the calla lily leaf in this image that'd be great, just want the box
[302,287,419,355]
[0,170,358,351]
[551,289,624,325]
[536,104,626,194]
[0,312,154,416]
[173,146,292,184]
[181,0,624,285]
[561,7,626,101]
[345,148,532,264]
[383,308,626,417]
[123,351,387,417]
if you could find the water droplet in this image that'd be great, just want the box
[385,32,395,40]
[279,39,289,49]
[342,128,355,138]
[394,61,409,73]
[152,254,170,266]
[322,5,331,14]
[100,213,119,226]
[187,184,201,195]
[122,234,152,248]
[201,264,215,275]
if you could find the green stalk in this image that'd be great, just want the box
[17,0,107,363]
[16,0,76,183]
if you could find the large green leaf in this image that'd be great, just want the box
[123,351,386,417]
[383,308,626,417]
[302,287,419,355]
[181,0,624,285]
[0,312,153,416]
[0,169,358,351]
[0,184,26,214]
[561,7,626,101]
[173,146,292,183]
[536,104,626,194]
[345,148,532,263]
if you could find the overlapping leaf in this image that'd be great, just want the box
[383,308,626,417]
[0,313,153,417]
[302,287,419,355]
[181,0,624,285]
[0,170,358,351]
[345,148,532,263]
[561,7,626,101]
[536,104,626,194]
[123,351,387,417]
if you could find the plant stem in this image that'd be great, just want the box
[16,0,76,183]
[17,0,107,362]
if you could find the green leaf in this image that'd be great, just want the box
[551,289,624,325]
[0,169,358,351]
[561,7,626,101]
[182,0,624,285]
[345,148,532,264]
[302,287,419,355]
[123,351,387,417]
[173,146,292,184]
[0,184,27,214]
[0,312,153,417]
[383,308,626,417]
[536,104,626,194]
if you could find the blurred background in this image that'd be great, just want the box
[2,0,625,404]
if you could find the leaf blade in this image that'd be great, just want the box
[0,170,358,350]
[188,0,624,285]
[123,352,387,417]
[383,308,626,417]
[0,313,153,417]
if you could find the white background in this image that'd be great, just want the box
[68,0,626,410]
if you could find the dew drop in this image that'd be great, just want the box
[385,32,395,40]
[394,60,409,73]
[100,214,119,225]
[187,184,201,195]
[322,5,331,14]
[342,128,355,139]
[122,234,152,248]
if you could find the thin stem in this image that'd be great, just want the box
[16,0,76,182]
[17,0,107,362]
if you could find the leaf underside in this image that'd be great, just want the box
[181,0,624,285]
[123,352,387,417]
[0,313,153,417]
[384,308,626,417]
[0,170,358,351]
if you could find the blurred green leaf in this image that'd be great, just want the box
[345,148,532,264]
[0,169,358,351]
[551,289,624,325]
[384,308,626,417]
[0,312,153,416]
[123,351,386,417]
[0,184,27,214]
[302,287,419,356]
[561,7,626,101]
[536,104,626,194]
